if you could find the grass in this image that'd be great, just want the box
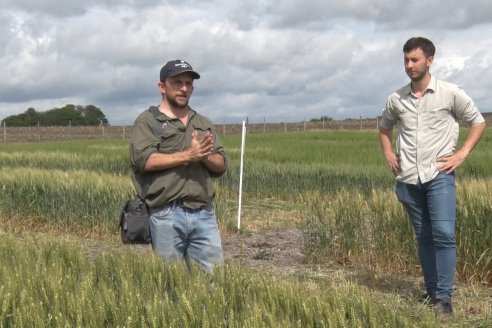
[0,128,491,326]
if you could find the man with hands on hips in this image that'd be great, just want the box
[379,37,486,317]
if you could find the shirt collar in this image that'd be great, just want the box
[403,75,437,96]
[159,107,196,121]
[426,75,437,93]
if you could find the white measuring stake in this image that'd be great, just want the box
[237,120,246,232]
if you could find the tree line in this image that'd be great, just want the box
[1,104,109,127]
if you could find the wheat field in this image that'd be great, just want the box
[0,129,491,327]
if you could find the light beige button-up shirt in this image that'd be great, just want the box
[380,76,485,185]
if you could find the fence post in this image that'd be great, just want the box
[3,121,5,143]
[263,117,266,133]
[122,126,126,139]
[284,121,287,133]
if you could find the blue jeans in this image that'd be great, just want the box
[396,173,456,300]
[149,202,224,273]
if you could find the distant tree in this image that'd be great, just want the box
[2,107,41,126]
[81,105,108,125]
[1,104,110,126]
[26,107,36,116]
[43,105,84,126]
[309,115,333,123]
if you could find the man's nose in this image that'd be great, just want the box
[180,84,191,92]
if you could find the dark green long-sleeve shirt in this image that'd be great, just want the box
[129,107,227,209]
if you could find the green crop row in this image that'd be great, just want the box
[302,181,492,282]
[0,129,491,283]
[0,140,129,175]
[0,235,444,327]
[0,167,133,228]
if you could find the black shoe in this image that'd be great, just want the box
[434,299,453,317]
[419,293,438,305]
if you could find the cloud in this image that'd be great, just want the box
[6,0,92,17]
[1,0,491,125]
[262,0,492,30]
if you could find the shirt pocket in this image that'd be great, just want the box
[398,109,417,132]
[192,123,212,141]
[427,107,453,129]
[159,124,184,152]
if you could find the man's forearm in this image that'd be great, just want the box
[144,151,190,172]
[379,128,394,155]
[458,122,486,157]
[202,153,225,173]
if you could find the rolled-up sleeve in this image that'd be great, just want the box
[379,97,399,130]
[130,113,160,174]
[210,132,228,178]
[453,87,485,126]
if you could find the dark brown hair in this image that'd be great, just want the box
[403,37,435,58]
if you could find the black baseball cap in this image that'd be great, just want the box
[160,59,200,82]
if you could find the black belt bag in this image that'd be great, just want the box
[119,197,151,244]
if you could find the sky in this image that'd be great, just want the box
[1,0,491,125]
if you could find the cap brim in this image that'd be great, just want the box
[170,70,200,79]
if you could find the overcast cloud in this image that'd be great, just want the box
[1,0,491,125]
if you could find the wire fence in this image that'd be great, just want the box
[1,118,382,143]
[2,114,491,143]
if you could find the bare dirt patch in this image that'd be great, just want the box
[116,227,306,275]
[221,228,305,272]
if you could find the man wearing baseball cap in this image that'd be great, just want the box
[129,59,227,273]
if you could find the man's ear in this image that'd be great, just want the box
[427,55,434,67]
[158,81,166,95]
